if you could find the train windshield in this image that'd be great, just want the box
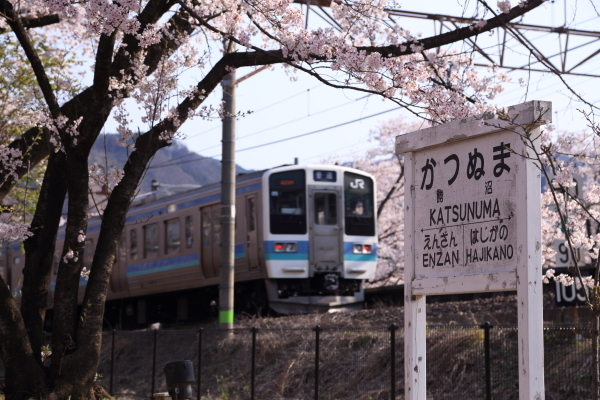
[344,172,375,236]
[269,170,307,234]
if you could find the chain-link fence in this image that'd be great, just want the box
[96,323,595,400]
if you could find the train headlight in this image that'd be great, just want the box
[353,244,373,254]
[285,242,298,253]
[274,242,298,253]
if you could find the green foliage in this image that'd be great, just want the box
[0,32,83,223]
[217,376,230,400]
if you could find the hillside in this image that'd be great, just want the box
[90,134,250,193]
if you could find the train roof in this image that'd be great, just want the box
[81,163,374,232]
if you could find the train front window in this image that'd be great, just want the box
[344,172,375,236]
[269,170,306,234]
[314,193,337,225]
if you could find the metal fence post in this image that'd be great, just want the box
[314,325,322,400]
[389,323,398,400]
[251,327,257,400]
[151,328,158,396]
[110,329,116,395]
[198,327,203,400]
[482,321,492,400]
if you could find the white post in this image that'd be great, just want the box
[516,124,545,400]
[404,152,427,400]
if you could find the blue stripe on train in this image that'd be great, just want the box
[126,253,199,277]
[234,243,246,259]
[263,241,377,261]
[50,245,250,287]
[125,245,247,278]
[343,242,378,262]
[264,240,309,260]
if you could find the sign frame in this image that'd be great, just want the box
[396,100,550,400]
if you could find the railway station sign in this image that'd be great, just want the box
[414,130,516,280]
[396,101,551,400]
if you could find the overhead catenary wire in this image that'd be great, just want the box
[154,83,326,166]
[186,82,324,141]
[149,107,399,169]
[150,92,375,169]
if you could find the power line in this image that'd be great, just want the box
[185,83,324,141]
[149,107,399,169]
[156,84,326,167]
[238,93,372,140]
[151,92,374,169]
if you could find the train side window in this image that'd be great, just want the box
[165,218,181,254]
[83,239,94,269]
[314,193,337,225]
[201,210,211,246]
[130,229,138,260]
[144,224,159,259]
[185,216,194,248]
[247,198,256,232]
[118,232,127,264]
[212,206,221,245]
[52,252,60,275]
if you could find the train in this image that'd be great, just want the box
[2,164,378,328]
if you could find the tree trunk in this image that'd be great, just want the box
[21,151,69,363]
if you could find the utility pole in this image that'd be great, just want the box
[219,40,236,330]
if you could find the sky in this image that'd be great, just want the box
[105,0,600,173]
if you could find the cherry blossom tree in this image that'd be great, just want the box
[467,105,600,398]
[533,113,600,398]
[0,0,549,399]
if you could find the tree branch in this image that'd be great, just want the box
[357,0,545,56]
[0,14,60,34]
[0,0,61,118]
[377,155,404,217]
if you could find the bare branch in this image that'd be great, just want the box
[0,14,60,33]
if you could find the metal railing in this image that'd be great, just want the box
[97,323,594,400]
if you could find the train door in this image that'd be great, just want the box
[308,187,343,273]
[245,194,260,271]
[201,204,221,278]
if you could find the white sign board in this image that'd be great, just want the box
[396,101,550,400]
[414,130,517,280]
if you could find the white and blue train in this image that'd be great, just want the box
[4,164,378,327]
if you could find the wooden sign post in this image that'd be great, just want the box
[396,101,551,400]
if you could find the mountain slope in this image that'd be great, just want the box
[90,134,250,193]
